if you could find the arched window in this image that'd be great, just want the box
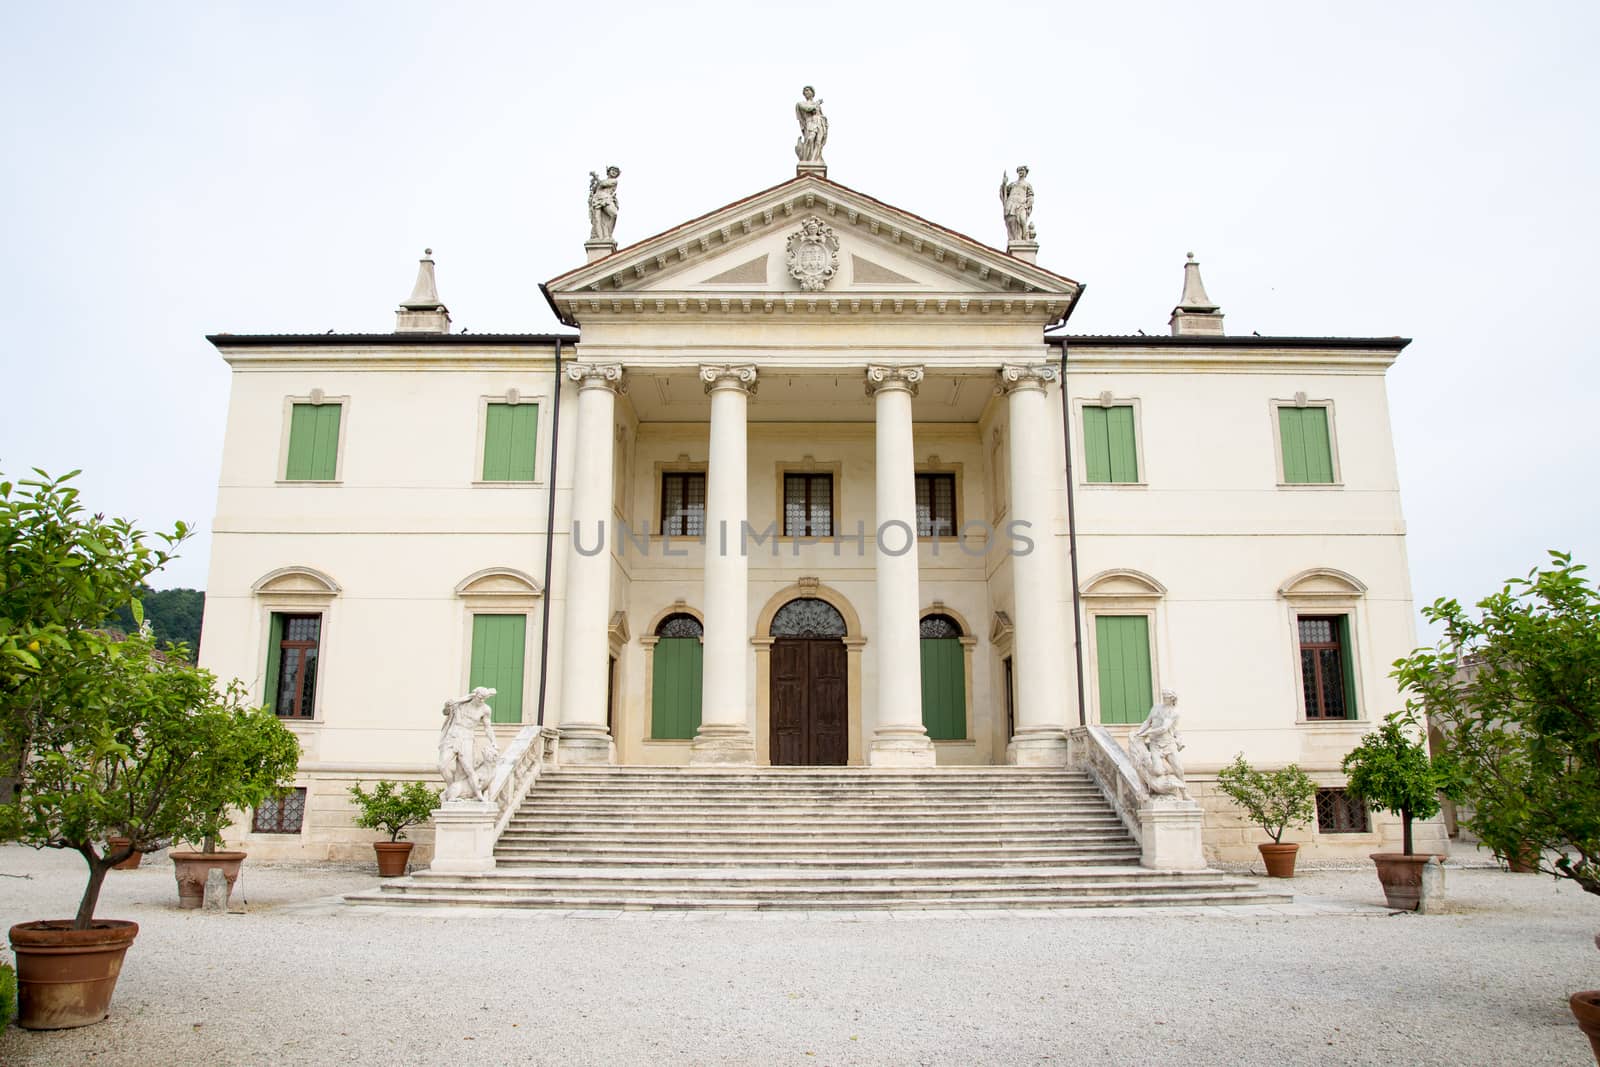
[770,598,847,638]
[651,613,703,739]
[919,613,966,740]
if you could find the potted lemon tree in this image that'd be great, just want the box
[349,780,441,876]
[1340,716,1450,911]
[1215,754,1317,877]
[0,471,298,1029]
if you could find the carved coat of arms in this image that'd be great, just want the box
[785,216,840,291]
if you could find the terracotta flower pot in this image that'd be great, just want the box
[1258,842,1300,878]
[9,920,139,1030]
[373,841,415,877]
[1505,844,1539,873]
[169,851,247,909]
[107,837,141,870]
[1572,991,1600,1065]
[1370,852,1442,911]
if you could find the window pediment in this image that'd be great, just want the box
[454,568,543,599]
[1279,568,1367,600]
[1081,569,1167,598]
[252,566,340,597]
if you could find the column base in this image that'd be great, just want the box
[427,801,498,874]
[689,722,757,765]
[1006,729,1069,767]
[1138,798,1207,870]
[556,725,614,765]
[868,728,936,767]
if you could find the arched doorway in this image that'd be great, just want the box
[769,597,848,765]
[919,613,967,741]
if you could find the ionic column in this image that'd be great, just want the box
[1000,363,1070,766]
[865,365,935,767]
[691,365,758,765]
[557,362,624,764]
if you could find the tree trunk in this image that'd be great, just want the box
[1401,807,1414,856]
[74,856,110,930]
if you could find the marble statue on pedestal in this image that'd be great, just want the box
[588,166,621,242]
[1130,689,1190,800]
[438,686,501,802]
[1000,166,1036,242]
[795,86,828,164]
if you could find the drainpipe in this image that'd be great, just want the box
[1059,333,1087,727]
[534,338,564,727]
[1047,283,1089,727]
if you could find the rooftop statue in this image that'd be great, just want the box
[438,686,501,802]
[588,166,621,242]
[1130,689,1190,800]
[794,86,828,164]
[1000,165,1036,243]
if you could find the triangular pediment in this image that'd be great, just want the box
[546,175,1079,323]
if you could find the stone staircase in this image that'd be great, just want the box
[346,766,1289,911]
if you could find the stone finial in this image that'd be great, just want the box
[395,248,451,334]
[1169,252,1225,336]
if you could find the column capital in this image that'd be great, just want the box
[997,362,1058,394]
[864,364,925,397]
[567,362,627,393]
[699,364,759,395]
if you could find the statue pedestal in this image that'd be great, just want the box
[795,161,827,179]
[1007,240,1039,264]
[428,801,498,874]
[584,239,617,263]
[1138,798,1206,870]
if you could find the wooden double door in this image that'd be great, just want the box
[770,637,848,766]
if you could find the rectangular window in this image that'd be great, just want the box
[1083,405,1139,483]
[1095,615,1153,725]
[265,613,321,718]
[285,403,342,481]
[1299,615,1357,720]
[482,403,538,481]
[783,473,833,537]
[660,472,706,537]
[1316,788,1371,834]
[1278,405,1335,484]
[470,614,526,724]
[253,787,307,834]
[915,473,957,537]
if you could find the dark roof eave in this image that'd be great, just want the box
[206,332,580,349]
[1047,334,1411,351]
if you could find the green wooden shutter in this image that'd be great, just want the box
[1280,407,1334,484]
[1083,406,1137,483]
[651,637,703,739]
[263,613,284,712]
[920,637,966,740]
[286,403,341,480]
[1083,406,1111,483]
[1338,615,1359,720]
[1106,406,1138,482]
[1095,615,1153,724]
[482,403,538,481]
[469,614,527,723]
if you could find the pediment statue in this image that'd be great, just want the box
[795,86,827,164]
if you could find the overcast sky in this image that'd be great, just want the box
[3,2,1596,633]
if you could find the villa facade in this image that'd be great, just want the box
[198,161,1429,866]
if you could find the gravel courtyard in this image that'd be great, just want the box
[1,844,1596,1066]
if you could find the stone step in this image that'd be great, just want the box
[495,829,1135,847]
[500,819,1129,836]
[523,787,1107,799]
[512,803,1118,819]
[345,889,1291,911]
[492,852,1145,870]
[492,842,1142,861]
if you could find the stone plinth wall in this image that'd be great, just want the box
[224,768,441,865]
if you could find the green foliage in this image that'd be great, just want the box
[1341,716,1448,856]
[1214,754,1317,844]
[349,780,441,843]
[0,959,15,1028]
[1392,551,1600,894]
[0,470,299,927]
[108,587,205,654]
